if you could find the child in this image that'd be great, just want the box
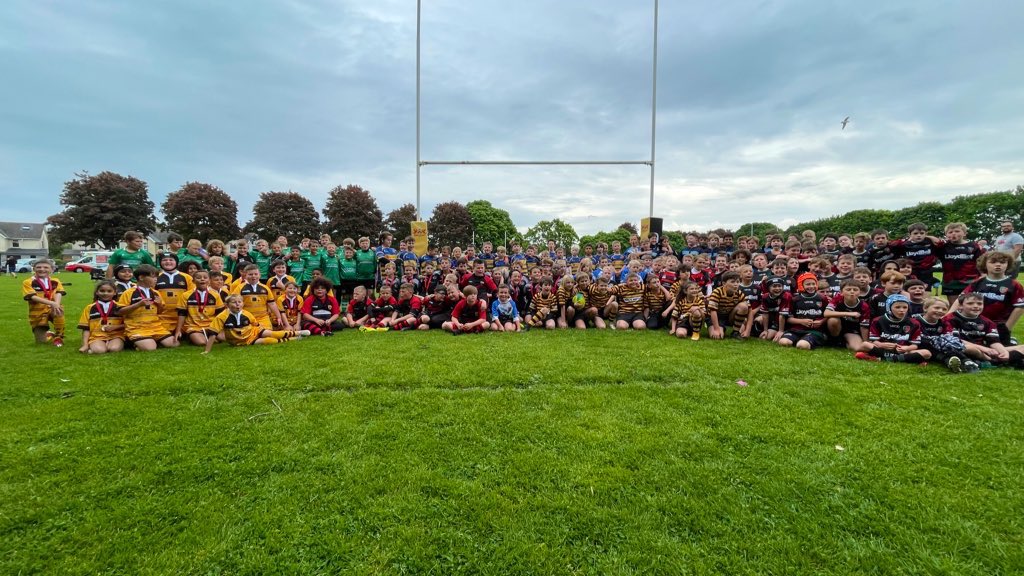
[286,246,307,289]
[526,278,558,330]
[868,271,906,319]
[889,223,938,287]
[266,260,297,301]
[951,251,1024,345]
[112,264,136,296]
[364,284,398,331]
[855,294,931,364]
[928,222,983,298]
[555,274,578,329]
[778,273,829,350]
[461,259,498,304]
[175,270,225,347]
[210,272,231,303]
[903,279,928,316]
[344,285,374,329]
[490,285,523,332]
[301,277,344,336]
[391,283,423,330]
[587,275,618,329]
[277,282,304,330]
[615,273,647,330]
[824,280,871,350]
[107,230,156,278]
[232,264,287,330]
[572,274,594,329]
[155,251,195,334]
[419,284,456,330]
[202,294,309,353]
[914,297,975,373]
[77,280,124,354]
[179,239,206,267]
[206,256,233,285]
[867,229,896,274]
[445,285,490,334]
[116,265,178,351]
[22,260,66,346]
[671,281,706,340]
[707,271,750,339]
[644,274,671,330]
[945,293,1024,368]
[757,277,787,342]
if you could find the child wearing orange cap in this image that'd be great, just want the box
[777,272,830,350]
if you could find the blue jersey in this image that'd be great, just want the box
[376,246,398,264]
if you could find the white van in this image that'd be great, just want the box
[64,251,113,274]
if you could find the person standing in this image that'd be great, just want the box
[993,220,1023,277]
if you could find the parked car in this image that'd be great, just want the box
[64,252,113,274]
[14,257,38,273]
[89,263,109,280]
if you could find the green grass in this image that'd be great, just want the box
[1,274,1022,575]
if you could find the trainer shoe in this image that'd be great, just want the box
[451,329,462,336]
[855,352,879,362]
[45,330,56,343]
[946,356,962,374]
[963,360,981,373]
[52,337,63,348]
[691,331,700,341]
[376,326,389,332]
[359,325,370,333]
[297,330,311,337]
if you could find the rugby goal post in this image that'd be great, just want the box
[414,0,661,230]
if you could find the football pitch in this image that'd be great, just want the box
[1,275,1021,575]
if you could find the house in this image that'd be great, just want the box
[0,222,49,260]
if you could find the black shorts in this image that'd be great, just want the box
[781,330,826,348]
[837,319,864,336]
[427,313,449,329]
[618,312,645,325]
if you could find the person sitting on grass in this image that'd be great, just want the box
[116,264,178,351]
[707,271,750,339]
[391,282,423,331]
[914,297,976,373]
[202,294,309,353]
[855,294,932,364]
[419,284,456,331]
[950,251,1024,346]
[490,284,523,332]
[526,277,558,330]
[77,280,124,354]
[945,292,1024,369]
[614,272,647,330]
[670,281,706,340]
[22,259,66,347]
[344,285,373,329]
[444,285,489,335]
[756,277,786,343]
[301,277,344,336]
[363,284,398,331]
[777,273,829,351]
[824,280,871,351]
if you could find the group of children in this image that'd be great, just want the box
[20,223,1024,371]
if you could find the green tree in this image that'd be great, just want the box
[735,222,781,241]
[618,221,638,235]
[579,228,631,250]
[427,201,474,248]
[47,171,157,249]
[466,200,519,247]
[162,182,240,242]
[523,219,578,249]
[322,185,383,241]
[385,203,419,239]
[244,191,321,242]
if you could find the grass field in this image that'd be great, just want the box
[1,273,1022,575]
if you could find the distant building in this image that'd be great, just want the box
[0,222,49,260]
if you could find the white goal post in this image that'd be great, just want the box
[415,0,661,221]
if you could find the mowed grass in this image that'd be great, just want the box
[0,274,1022,575]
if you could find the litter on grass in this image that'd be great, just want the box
[736,379,748,387]
[835,445,845,451]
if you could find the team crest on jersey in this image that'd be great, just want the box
[1000,287,1008,294]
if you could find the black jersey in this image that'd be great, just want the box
[869,315,921,345]
[739,282,761,309]
[868,244,896,273]
[943,312,999,345]
[781,291,828,321]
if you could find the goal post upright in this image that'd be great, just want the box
[415,0,660,222]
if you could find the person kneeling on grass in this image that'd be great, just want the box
[444,285,489,335]
[203,294,310,353]
[944,292,1024,369]
[855,294,932,365]
[174,270,224,347]
[22,259,66,347]
[117,264,179,351]
[78,280,125,354]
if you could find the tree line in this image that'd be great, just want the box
[46,171,1022,252]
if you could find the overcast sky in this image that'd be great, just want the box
[2,0,1022,236]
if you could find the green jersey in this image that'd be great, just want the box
[253,251,272,279]
[109,248,155,271]
[177,248,205,267]
[302,250,322,282]
[354,249,377,280]
[321,253,341,284]
[339,256,358,280]
[286,257,306,281]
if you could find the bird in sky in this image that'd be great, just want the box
[841,116,850,130]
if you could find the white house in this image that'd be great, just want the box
[0,222,49,259]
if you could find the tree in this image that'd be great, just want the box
[385,203,419,239]
[47,171,157,249]
[735,222,781,241]
[579,228,631,250]
[523,219,579,249]
[466,200,519,247]
[427,201,474,247]
[161,182,240,242]
[244,191,321,242]
[322,185,383,241]
[617,221,638,235]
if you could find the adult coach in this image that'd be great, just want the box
[993,220,1023,276]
